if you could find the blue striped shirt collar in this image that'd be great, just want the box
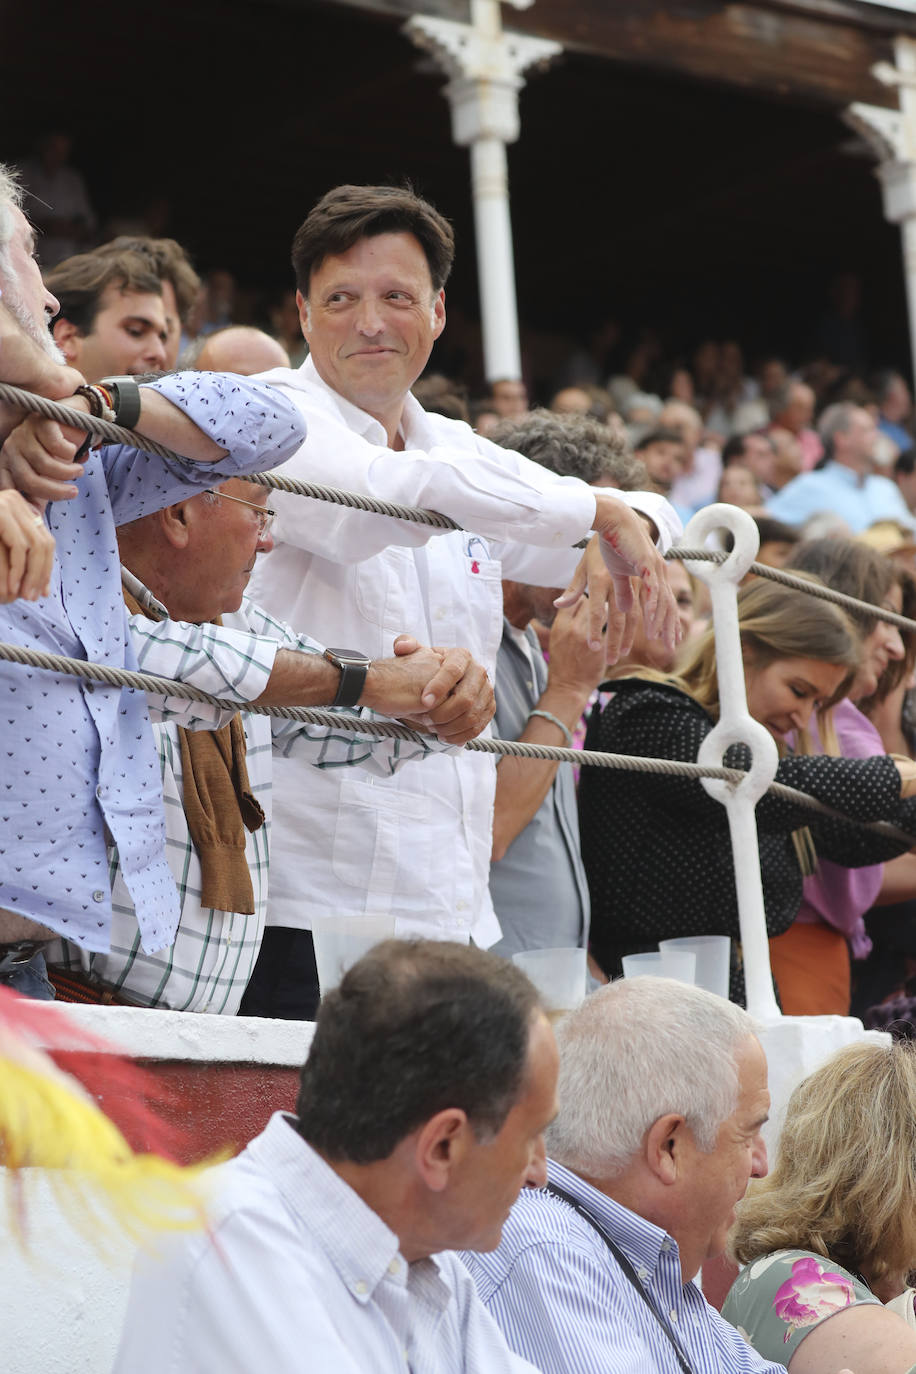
[543,1158,677,1281]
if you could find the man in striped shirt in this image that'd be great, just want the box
[461,977,786,1374]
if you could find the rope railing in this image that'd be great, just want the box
[0,636,912,849]
[2,382,914,632]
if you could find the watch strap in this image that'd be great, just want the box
[100,376,142,431]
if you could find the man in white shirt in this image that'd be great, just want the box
[245,184,681,1018]
[114,939,556,1373]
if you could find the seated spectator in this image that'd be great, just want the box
[191,324,291,375]
[48,476,489,1012]
[768,403,916,534]
[753,516,799,569]
[663,399,723,517]
[462,976,781,1374]
[768,540,916,1015]
[113,939,557,1372]
[718,463,763,511]
[633,426,690,499]
[724,1041,916,1373]
[413,371,471,424]
[767,426,805,493]
[489,376,529,420]
[768,380,822,470]
[550,385,592,415]
[873,368,914,456]
[44,247,170,377]
[579,578,916,1003]
[722,431,779,500]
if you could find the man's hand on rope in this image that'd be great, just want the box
[0,490,55,602]
[367,634,495,745]
[555,498,680,661]
[0,392,93,503]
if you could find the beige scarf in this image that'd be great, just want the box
[124,586,265,914]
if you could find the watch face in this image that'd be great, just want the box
[326,647,371,667]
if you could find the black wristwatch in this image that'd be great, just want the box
[324,647,372,708]
[99,375,142,430]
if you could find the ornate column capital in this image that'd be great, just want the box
[404,13,560,144]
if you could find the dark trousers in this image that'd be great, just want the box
[239,927,321,1021]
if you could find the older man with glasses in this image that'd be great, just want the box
[47,475,494,1013]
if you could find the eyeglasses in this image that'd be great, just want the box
[205,489,277,538]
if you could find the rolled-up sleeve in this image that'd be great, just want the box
[104,372,306,525]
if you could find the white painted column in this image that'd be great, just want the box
[846,36,916,390]
[683,505,782,1020]
[405,2,560,383]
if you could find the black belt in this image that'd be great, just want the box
[0,939,51,976]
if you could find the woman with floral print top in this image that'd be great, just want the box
[723,1042,916,1373]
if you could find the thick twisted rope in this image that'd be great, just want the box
[3,383,915,631]
[0,636,911,847]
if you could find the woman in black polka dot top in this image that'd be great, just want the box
[579,578,916,1004]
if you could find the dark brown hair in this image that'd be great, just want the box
[292,184,455,296]
[296,939,541,1163]
[45,248,162,334]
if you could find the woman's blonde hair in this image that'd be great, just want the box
[729,1041,916,1287]
[644,576,860,745]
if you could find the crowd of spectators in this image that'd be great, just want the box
[7,141,916,1374]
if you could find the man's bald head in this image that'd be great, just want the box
[194,326,290,376]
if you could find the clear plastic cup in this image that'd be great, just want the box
[311,914,397,997]
[620,949,696,984]
[659,936,730,1000]
[512,947,588,1021]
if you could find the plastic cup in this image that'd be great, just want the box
[659,936,730,1000]
[311,914,396,997]
[620,949,696,984]
[512,947,588,1021]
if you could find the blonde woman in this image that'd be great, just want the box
[724,1041,916,1373]
[579,578,916,1003]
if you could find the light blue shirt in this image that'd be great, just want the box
[114,1112,538,1373]
[460,1160,786,1374]
[766,460,916,532]
[0,371,305,952]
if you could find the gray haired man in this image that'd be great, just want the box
[461,977,779,1373]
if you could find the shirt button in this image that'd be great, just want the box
[387,1259,400,1276]
[85,682,94,694]
[95,784,105,800]
[637,1267,650,1280]
[92,890,105,903]
[661,1239,672,1252]
[435,607,446,619]
[455,900,468,912]
[354,1280,368,1296]
[669,1310,678,1323]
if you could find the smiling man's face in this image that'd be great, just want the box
[299,231,445,440]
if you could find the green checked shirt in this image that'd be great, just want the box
[49,595,441,1013]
